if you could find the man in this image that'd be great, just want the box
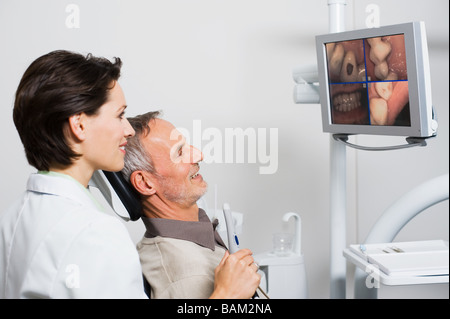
[122,111,260,299]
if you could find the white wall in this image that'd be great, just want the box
[0,0,448,298]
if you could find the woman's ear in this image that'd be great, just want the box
[130,171,157,196]
[68,113,87,141]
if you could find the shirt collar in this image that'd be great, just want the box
[141,208,227,251]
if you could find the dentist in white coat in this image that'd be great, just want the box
[0,50,263,299]
[0,50,147,298]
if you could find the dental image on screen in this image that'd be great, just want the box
[325,34,410,127]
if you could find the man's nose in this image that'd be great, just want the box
[190,145,203,163]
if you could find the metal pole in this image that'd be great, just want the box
[327,0,347,299]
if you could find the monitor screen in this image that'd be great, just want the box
[316,22,436,137]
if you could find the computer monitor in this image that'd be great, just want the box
[316,22,436,137]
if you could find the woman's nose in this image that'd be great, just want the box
[124,118,135,138]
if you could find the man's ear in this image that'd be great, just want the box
[68,113,87,141]
[130,171,157,196]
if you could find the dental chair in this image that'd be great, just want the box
[101,171,142,222]
[91,170,151,297]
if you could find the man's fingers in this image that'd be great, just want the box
[241,255,255,267]
[229,248,252,259]
[218,250,230,267]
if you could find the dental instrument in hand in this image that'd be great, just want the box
[223,203,240,253]
[223,203,269,299]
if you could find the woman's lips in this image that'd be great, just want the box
[119,142,127,154]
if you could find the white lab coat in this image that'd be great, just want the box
[0,172,147,299]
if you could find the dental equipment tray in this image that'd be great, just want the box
[344,240,449,286]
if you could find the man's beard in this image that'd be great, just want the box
[157,176,208,206]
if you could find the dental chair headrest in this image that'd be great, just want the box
[102,170,143,221]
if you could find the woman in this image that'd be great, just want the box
[0,50,145,298]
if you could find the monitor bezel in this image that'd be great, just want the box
[315,22,434,137]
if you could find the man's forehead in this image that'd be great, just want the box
[146,118,184,144]
[149,118,173,131]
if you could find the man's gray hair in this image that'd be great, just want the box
[122,111,161,183]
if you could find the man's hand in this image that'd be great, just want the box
[210,249,261,299]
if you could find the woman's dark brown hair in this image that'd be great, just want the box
[13,50,122,171]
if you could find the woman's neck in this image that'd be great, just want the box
[49,161,94,188]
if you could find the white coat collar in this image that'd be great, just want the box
[27,172,104,212]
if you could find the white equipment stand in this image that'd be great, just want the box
[294,0,448,299]
[293,0,349,299]
[327,0,348,299]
